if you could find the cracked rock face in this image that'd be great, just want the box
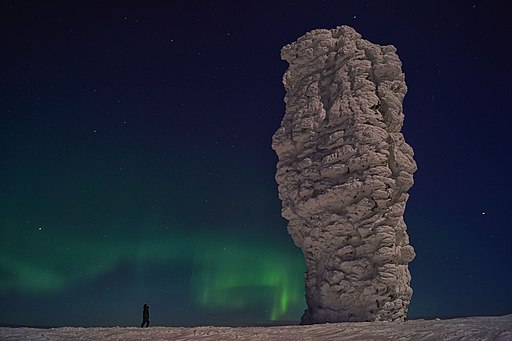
[272,26,417,323]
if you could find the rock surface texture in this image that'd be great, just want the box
[272,26,417,323]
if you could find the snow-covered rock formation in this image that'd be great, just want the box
[272,26,417,323]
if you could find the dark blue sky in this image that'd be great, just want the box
[1,0,510,327]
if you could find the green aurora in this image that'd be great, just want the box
[1,222,306,322]
[0,148,307,324]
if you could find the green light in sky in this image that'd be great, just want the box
[0,220,306,321]
[189,239,305,320]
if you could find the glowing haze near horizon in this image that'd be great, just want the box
[1,148,306,326]
[1,1,511,327]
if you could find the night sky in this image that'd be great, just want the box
[1,1,511,327]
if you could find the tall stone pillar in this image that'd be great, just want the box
[272,26,417,323]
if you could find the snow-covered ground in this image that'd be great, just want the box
[1,315,511,340]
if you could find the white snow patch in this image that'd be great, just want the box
[1,315,511,340]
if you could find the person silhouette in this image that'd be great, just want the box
[140,304,150,328]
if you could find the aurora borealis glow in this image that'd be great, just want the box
[1,0,511,328]
[2,225,305,323]
[1,145,306,325]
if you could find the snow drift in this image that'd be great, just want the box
[1,315,511,340]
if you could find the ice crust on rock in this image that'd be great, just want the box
[272,26,417,323]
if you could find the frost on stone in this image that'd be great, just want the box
[272,26,417,323]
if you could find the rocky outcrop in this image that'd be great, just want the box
[272,26,416,323]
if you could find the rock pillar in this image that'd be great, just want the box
[272,26,417,323]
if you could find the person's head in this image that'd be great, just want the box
[144,304,149,308]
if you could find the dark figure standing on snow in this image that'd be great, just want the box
[140,304,150,328]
